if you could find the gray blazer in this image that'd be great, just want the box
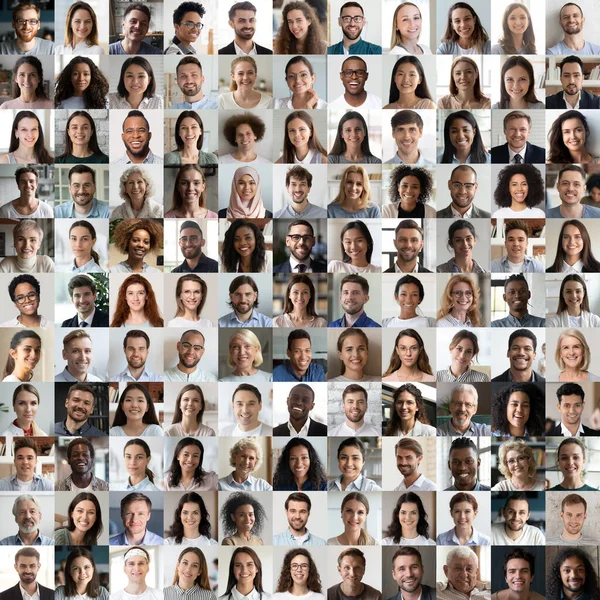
[436,204,491,218]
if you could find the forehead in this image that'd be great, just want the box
[344,392,367,402]
[507,558,530,570]
[233,9,256,19]
[178,64,202,76]
[450,446,477,460]
[15,8,38,20]
[71,443,90,454]
[341,6,363,15]
[182,332,203,344]
[505,118,530,129]
[506,499,529,511]
[18,172,37,182]
[394,554,421,568]
[68,390,94,402]
[342,59,366,71]
[340,556,364,568]
[124,117,147,129]
[125,9,149,22]
[288,224,312,235]
[16,447,36,457]
[125,500,149,512]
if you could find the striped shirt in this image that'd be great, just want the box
[164,585,216,600]
[436,367,490,383]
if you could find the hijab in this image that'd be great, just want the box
[227,166,266,219]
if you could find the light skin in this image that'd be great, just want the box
[392,555,423,600]
[14,554,41,595]
[14,499,42,545]
[506,7,529,51]
[285,224,315,262]
[284,61,319,109]
[395,4,423,54]
[342,392,368,430]
[504,450,536,490]
[451,60,478,105]
[505,228,528,264]
[68,500,97,545]
[176,332,206,375]
[125,443,151,486]
[450,8,476,50]
[444,556,478,594]
[122,64,150,109]
[504,118,531,153]
[448,447,480,491]
[229,9,257,54]
[558,335,588,381]
[448,389,477,432]
[64,389,95,432]
[559,5,586,51]
[70,285,97,321]
[449,281,473,324]
[398,501,420,540]
[179,227,205,269]
[178,279,203,322]
[394,389,420,432]
[122,500,151,545]
[70,226,95,269]
[338,334,368,381]
[69,171,96,211]
[342,227,369,267]
[123,555,149,595]
[177,120,202,165]
[229,283,258,321]
[177,444,202,486]
[13,389,39,431]
[286,500,310,536]
[12,172,40,214]
[561,61,584,106]
[177,388,203,435]
[340,118,366,162]
[12,8,40,52]
[286,176,312,212]
[504,558,534,600]
[450,227,477,272]
[15,62,39,103]
[561,224,584,267]
[385,62,423,109]
[0,117,39,163]
[233,552,257,595]
[338,444,364,489]
[338,556,365,597]
[503,500,530,540]
[176,63,205,103]
[396,448,422,487]
[393,230,424,272]
[177,551,202,591]
[389,336,426,381]
[70,8,94,47]
[337,499,368,545]
[557,393,585,436]
[339,6,365,48]
[14,447,37,483]
[230,336,260,377]
[123,336,149,380]
[289,554,311,596]
[232,448,257,484]
[557,170,586,218]
[70,62,91,98]
[62,336,93,382]
[560,501,587,540]
[558,442,586,489]
[561,118,593,164]
[503,66,530,109]
[180,502,203,540]
[562,279,585,317]
[340,282,369,324]
[120,9,150,55]
[392,122,423,164]
[286,9,311,50]
[119,388,151,437]
[232,389,262,431]
[8,336,41,381]
[230,61,261,109]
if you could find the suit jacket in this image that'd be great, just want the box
[384,263,432,273]
[546,89,600,109]
[387,586,435,600]
[491,368,545,383]
[1,583,54,600]
[218,40,273,54]
[273,257,327,273]
[545,422,600,436]
[491,142,546,164]
[436,204,491,218]
[61,308,109,327]
[273,419,328,436]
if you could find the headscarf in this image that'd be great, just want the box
[227,166,266,219]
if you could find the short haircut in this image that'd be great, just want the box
[176,56,203,75]
[123,3,151,21]
[340,273,369,294]
[391,547,422,567]
[342,383,367,402]
[561,493,587,512]
[228,1,257,20]
[63,329,91,349]
[450,164,477,181]
[558,164,586,182]
[503,549,535,577]
[68,274,97,297]
[180,220,202,234]
[503,111,531,129]
[287,219,314,236]
[123,109,149,132]
[14,437,38,456]
[287,329,311,351]
[341,55,366,71]
[503,492,529,511]
[560,55,584,74]
[12,494,41,517]
[394,219,423,238]
[391,110,423,131]
[286,165,313,188]
[340,1,363,15]
[8,274,40,302]
[505,220,529,238]
[232,383,262,404]
[289,383,315,402]
[66,382,96,402]
[504,273,528,291]
[560,3,584,18]
[15,547,40,563]
[66,437,95,461]
[173,1,205,25]
[395,438,423,457]
[68,164,96,183]
[15,166,38,184]
[448,436,478,459]
[337,548,365,567]
[123,329,150,350]
[451,383,478,404]
[446,547,478,568]
[284,491,311,511]
[507,328,537,352]
[121,492,151,519]
[13,3,40,21]
[13,219,42,241]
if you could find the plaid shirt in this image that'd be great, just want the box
[55,474,109,491]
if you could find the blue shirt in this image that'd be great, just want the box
[437,420,492,437]
[109,40,162,54]
[326,203,381,219]
[436,527,491,546]
[54,419,106,436]
[0,532,54,545]
[218,309,273,328]
[273,528,327,546]
[491,313,545,327]
[329,311,381,328]
[54,198,110,218]
[170,96,219,109]
[490,255,545,273]
[273,362,326,382]
[218,473,273,491]
[0,473,53,491]
[547,204,600,218]
[109,529,164,545]
[125,476,160,491]
[327,39,382,54]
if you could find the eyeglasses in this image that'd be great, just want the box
[450,182,476,191]
[14,292,38,304]
[179,235,201,244]
[286,72,311,82]
[290,564,310,572]
[341,15,364,23]
[451,401,476,411]
[16,19,39,26]
[341,69,367,78]
[506,455,529,466]
[71,183,94,191]
[287,234,314,243]
[181,342,204,353]
[182,21,204,30]
[452,290,473,298]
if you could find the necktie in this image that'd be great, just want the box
[514,154,523,164]
[80,321,88,327]
[296,264,307,273]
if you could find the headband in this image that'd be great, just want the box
[124,548,148,563]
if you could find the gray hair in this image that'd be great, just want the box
[13,219,43,242]
[12,494,41,517]
[451,384,478,405]
[229,436,263,470]
[118,166,156,202]
[446,547,478,568]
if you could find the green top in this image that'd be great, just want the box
[54,527,72,544]
[164,150,218,165]
[55,152,109,164]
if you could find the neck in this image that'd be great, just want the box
[341,582,364,597]
[343,90,367,107]
[177,361,197,375]
[17,195,37,207]
[232,146,257,162]
[402,471,420,488]
[454,147,470,162]
[232,366,257,377]
[509,98,529,109]
[15,147,36,161]
[396,91,418,107]
[128,473,145,486]
[180,415,198,433]
[561,473,584,488]
[456,89,476,102]
[237,419,261,432]
[70,143,92,158]
[563,33,585,50]
[232,470,250,484]
[127,363,146,380]
[291,582,310,596]
[343,147,364,162]
[340,529,361,545]
[504,524,522,541]
[125,150,149,165]
[15,417,33,430]
[399,586,422,600]
[20,90,36,103]
[126,256,146,272]
[74,199,94,214]
[450,307,468,323]
[345,418,364,432]
[567,305,582,317]
[180,144,199,159]
[396,257,417,272]
[450,418,470,433]
[20,581,37,595]
[569,149,591,164]
[13,365,32,381]
[125,582,147,595]
[508,424,526,437]
[236,529,254,541]
[400,198,417,213]
[121,38,142,54]
[185,89,204,102]
[289,524,306,537]
[17,313,40,327]
[342,368,364,381]
[563,588,581,600]
[127,93,144,109]
[126,529,147,545]
[560,203,584,219]
[183,254,201,270]
[510,367,532,382]
[509,307,528,320]
[234,36,254,52]
[179,580,195,592]
[182,526,200,540]
[453,478,477,491]
[290,198,309,213]
[511,33,524,49]
[289,414,309,431]
[454,524,474,543]
[122,421,147,436]
[562,528,583,542]
[65,366,88,382]
[453,255,473,272]
[70,471,93,487]
[18,529,39,545]
[451,201,472,216]
[236,583,254,596]
[294,145,309,161]
[15,37,36,52]
[343,34,360,49]
[399,417,416,435]
[65,415,86,433]
[397,148,420,164]
[74,255,92,268]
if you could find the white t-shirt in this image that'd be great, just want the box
[328,91,382,109]
[492,207,546,218]
[274,593,325,600]
[491,523,545,545]
[111,589,163,600]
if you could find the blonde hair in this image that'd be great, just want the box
[436,275,482,327]
[230,57,257,91]
[227,330,264,368]
[332,166,370,210]
[497,441,536,480]
[229,437,263,470]
[555,328,590,372]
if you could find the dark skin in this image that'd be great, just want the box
[503,280,530,319]
[286,386,315,432]
[68,443,95,487]
[448,447,480,491]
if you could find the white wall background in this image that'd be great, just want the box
[272,382,327,427]
[272,164,329,212]
[435,164,493,214]
[490,0,546,54]
[53,326,109,380]
[545,273,600,318]
[0,547,54,590]
[272,55,327,101]
[164,435,218,477]
[328,55,383,105]
[435,218,491,271]
[381,276,438,322]
[216,0,274,51]
[382,0,432,54]
[109,164,164,211]
[490,109,547,149]
[382,436,437,490]
[436,490,492,538]
[382,54,437,106]
[0,493,54,539]
[436,0,491,50]
[545,327,600,381]
[436,327,491,374]
[162,272,219,326]
[54,490,110,545]
[162,325,219,378]
[218,381,273,431]
[272,109,327,163]
[327,218,382,267]
[381,110,437,164]
[109,109,164,162]
[327,490,382,542]
[54,219,109,272]
[490,327,546,378]
[109,436,164,490]
[164,0,215,54]
[217,109,274,164]
[108,55,165,97]
[217,436,271,483]
[545,218,600,267]
[54,0,110,52]
[545,0,598,51]
[0,381,54,435]
[164,55,219,101]
[328,0,382,47]
[217,54,273,96]
[327,329,382,380]
[217,491,273,544]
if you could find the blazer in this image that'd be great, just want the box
[1,583,54,600]
[546,89,600,109]
[384,263,432,273]
[61,308,109,327]
[273,257,327,273]
[273,419,328,436]
[491,368,545,383]
[436,204,491,218]
[218,40,273,54]
[490,142,546,164]
[387,586,435,600]
[545,423,600,436]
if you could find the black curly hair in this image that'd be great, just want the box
[586,173,600,195]
[388,165,433,204]
[386,492,431,544]
[173,1,205,24]
[54,57,109,109]
[167,491,212,543]
[219,491,267,537]
[546,548,600,600]
[223,113,266,147]
[8,274,40,302]
[273,438,327,491]
[220,219,266,273]
[440,110,488,164]
[493,164,544,208]
[491,383,545,436]
[547,110,590,164]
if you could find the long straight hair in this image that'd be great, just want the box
[440,110,487,164]
[499,56,540,108]
[3,330,41,379]
[556,274,591,313]
[498,3,536,54]
[224,547,265,599]
[441,2,489,52]
[282,111,326,163]
[547,220,600,273]
[8,111,53,164]
[388,56,433,104]
[448,57,484,100]
[124,438,155,483]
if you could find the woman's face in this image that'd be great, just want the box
[398,175,421,205]
[505,449,530,478]
[177,444,201,475]
[507,391,531,431]
[71,500,97,535]
[451,8,475,39]
[180,388,202,418]
[338,333,368,374]
[289,444,311,481]
[125,283,147,312]
[395,283,422,313]
[70,557,94,589]
[68,116,93,147]
[124,65,150,96]
[342,227,368,263]
[451,281,474,311]
[180,280,203,314]
[180,502,202,531]
[396,4,421,41]
[71,8,93,41]
[451,227,476,258]
[507,7,529,36]
[71,62,91,94]
[290,554,310,586]
[233,552,257,583]
[236,173,257,202]
[563,280,585,311]
[449,118,474,153]
[179,117,201,147]
[13,282,38,318]
[286,61,315,94]
[344,171,364,202]
[394,62,421,95]
[177,551,201,586]
[289,282,311,310]
[125,172,147,202]
[338,444,364,481]
[452,61,477,92]
[395,389,418,422]
[560,335,584,370]
[11,337,41,372]
[286,9,311,40]
[15,117,39,149]
[399,502,419,532]
[178,168,205,207]
[558,442,585,479]
[69,226,95,260]
[450,337,475,371]
[234,448,258,476]
[232,61,256,89]
[122,388,149,422]
[230,336,258,370]
[232,505,255,534]
[504,66,530,102]
[396,337,420,370]
[13,390,38,423]
[341,118,365,148]
[562,118,586,153]
[127,228,151,261]
[561,225,584,259]
[125,443,151,479]
[342,499,367,532]
[16,63,39,94]
[287,117,311,149]
[235,124,257,152]
[451,501,477,528]
[508,174,529,204]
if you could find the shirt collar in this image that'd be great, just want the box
[508,144,527,162]
[561,421,585,436]
[394,261,418,273]
[80,307,96,326]
[287,416,311,436]
[231,587,261,600]
[450,203,473,218]
[19,583,39,600]
[562,259,584,273]
[234,40,257,55]
[563,91,580,110]
[289,255,311,271]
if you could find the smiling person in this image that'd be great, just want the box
[438,383,490,434]
[493,329,544,384]
[56,166,109,218]
[54,383,105,436]
[548,549,600,600]
[0,2,54,54]
[438,57,491,109]
[329,57,382,109]
[54,492,103,546]
[220,2,273,54]
[164,437,217,491]
[383,492,435,545]
[492,164,545,218]
[109,57,163,109]
[491,220,544,273]
[276,111,327,164]
[110,4,161,55]
[62,274,109,328]
[328,221,380,274]
[388,548,435,600]
[272,330,326,383]
[110,218,162,274]
[385,221,432,273]
[166,113,218,166]
[329,549,381,600]
[546,219,600,273]
[491,493,545,544]
[491,111,546,164]
[115,111,164,165]
[329,111,381,164]
[221,220,271,273]
[54,549,109,600]
[549,165,600,218]
[55,112,109,165]
[549,55,600,109]
[274,549,325,600]
[110,495,164,545]
[329,384,379,435]
[55,1,103,55]
[164,329,217,382]
[2,548,53,600]
[122,438,159,491]
[553,328,599,382]
[221,166,272,217]
[220,492,267,545]
[55,329,102,383]
[436,275,482,328]
[437,220,488,274]
[0,496,52,544]
[273,438,327,491]
[221,330,273,382]
[328,438,381,491]
[491,383,545,437]
[548,110,600,164]
[274,1,326,54]
[273,492,326,546]
[1,274,49,328]
[439,110,490,164]
[389,3,430,55]
[219,275,272,327]
[328,166,380,218]
[220,114,272,165]
[437,548,489,600]
[437,2,490,55]
[545,494,594,544]
[275,219,326,271]
[165,2,205,55]
[438,165,490,218]
[55,437,108,491]
[274,273,327,328]
[165,548,217,600]
[328,492,377,546]
[492,3,536,55]
[112,548,162,600]
[109,382,163,436]
[172,221,218,273]
[0,437,52,491]
[0,167,52,218]
[492,442,546,492]
[445,437,490,491]
[2,330,41,383]
[548,274,600,327]
[113,329,161,382]
[384,383,436,434]
[0,111,53,165]
[383,57,435,110]
[54,57,109,109]
[165,492,218,545]
[275,57,327,110]
[1,383,46,436]
[220,549,271,600]
[171,56,218,108]
[219,383,273,435]
[168,274,213,328]
[331,274,380,328]
[548,2,600,55]
[436,493,490,546]
[328,2,381,54]
[166,168,217,217]
[436,328,490,381]
[382,331,435,383]
[491,274,545,327]
[219,57,273,109]
[550,438,597,491]
[493,56,544,110]
[492,551,544,600]
[274,383,327,435]
[165,384,216,437]
[385,111,432,166]
[218,437,272,491]
[0,57,53,109]
[330,328,379,383]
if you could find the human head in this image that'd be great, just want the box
[438,275,481,327]
[560,493,588,536]
[274,438,326,490]
[500,3,535,52]
[220,492,266,537]
[330,111,373,158]
[555,328,590,372]
[228,2,258,41]
[12,3,41,43]
[282,273,318,317]
[559,2,585,34]
[63,111,103,158]
[395,438,424,480]
[391,547,424,594]
[173,111,204,153]
[448,56,483,99]
[340,220,374,264]
[442,2,489,51]
[176,56,205,97]
[503,111,532,151]
[64,548,100,598]
[221,219,266,273]
[494,164,544,209]
[548,110,590,163]
[500,55,539,107]
[229,436,263,472]
[121,3,151,42]
[227,329,264,370]
[389,165,434,206]
[124,438,155,484]
[65,492,103,546]
[337,549,366,586]
[388,56,432,105]
[64,2,99,47]
[112,382,160,427]
[275,1,324,54]
[448,437,480,490]
[172,547,210,590]
[117,56,156,100]
[497,442,536,480]
[446,219,477,259]
[224,547,264,596]
[14,547,41,588]
[11,57,47,100]
[64,383,96,425]
[548,547,600,600]
[3,329,41,380]
[13,220,42,250]
[223,111,265,146]
[174,273,207,319]
[172,1,205,45]
[441,110,487,164]
[502,549,536,595]
[388,492,430,542]
[8,111,52,164]
[443,547,479,595]
[119,166,155,203]
[491,382,545,436]
[276,548,322,594]
[390,2,422,48]
[111,274,163,328]
[112,217,162,261]
[12,493,41,533]
[168,492,212,544]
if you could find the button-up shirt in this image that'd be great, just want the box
[272,528,327,546]
[109,529,164,546]
[490,254,545,273]
[437,314,472,328]
[55,474,109,491]
[20,583,40,600]
[164,366,217,382]
[170,96,218,110]
[218,473,273,491]
[436,581,490,600]
[55,198,110,218]
[218,309,273,328]
[562,259,584,273]
[54,419,106,436]
[437,420,492,436]
[394,474,437,491]
[56,368,103,382]
[0,473,53,491]
[126,476,160,491]
[114,150,163,164]
[327,473,382,491]
[284,416,312,437]
[384,151,433,165]
[272,361,326,382]
[437,257,488,273]
[112,366,162,382]
[328,421,380,436]
[451,204,473,218]
[329,311,381,328]
[0,531,54,546]
[436,527,491,546]
[234,40,257,55]
[563,92,581,110]
[274,202,328,219]
[436,368,490,383]
[508,144,527,164]
[561,421,585,436]
[491,313,545,327]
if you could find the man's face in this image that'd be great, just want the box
[339,6,364,41]
[504,118,531,150]
[125,336,149,370]
[286,384,314,419]
[13,9,40,42]
[123,500,151,535]
[286,177,310,206]
[503,500,530,532]
[448,169,478,207]
[177,64,204,97]
[68,443,93,475]
[505,559,533,594]
[560,557,586,595]
[230,283,258,316]
[505,228,528,262]
[393,228,423,263]
[561,502,587,536]
[560,5,584,35]
[122,9,150,42]
[444,557,478,594]
[503,281,530,314]
[174,11,202,45]
[65,390,95,423]
[18,172,37,198]
[177,333,205,368]
[122,116,151,159]
[15,448,37,480]
[15,499,40,533]
[343,392,367,422]
[557,394,585,426]
[232,390,261,428]
[392,123,423,156]
[561,62,584,96]
[62,337,93,377]
[337,557,365,587]
[287,339,312,376]
[396,448,421,478]
[449,391,477,428]
[179,227,204,260]
[340,58,368,96]
[285,224,315,261]
[392,555,423,593]
[590,186,600,204]
[13,282,39,318]
[229,9,256,40]
[285,500,310,533]
[558,170,585,205]
[448,447,480,489]
[69,173,96,207]
[507,336,536,372]
[15,554,41,585]
[340,282,368,316]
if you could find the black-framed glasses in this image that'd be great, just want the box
[16,19,39,26]
[182,21,204,30]
[14,292,38,304]
[287,234,314,243]
[341,16,364,23]
[341,69,367,78]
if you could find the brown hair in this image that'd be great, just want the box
[110,274,164,327]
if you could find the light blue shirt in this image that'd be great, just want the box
[218,473,273,491]
[54,198,110,218]
[436,527,491,546]
[0,473,53,491]
[114,150,163,164]
[548,40,600,55]
[0,532,54,545]
[490,255,544,273]
[125,476,160,491]
[170,96,219,109]
[326,474,382,491]
[547,204,600,218]
[384,152,433,165]
[109,529,164,545]
[326,203,381,218]
[273,528,327,546]
[437,420,492,436]
[70,258,105,273]
[112,367,162,382]
[218,309,273,328]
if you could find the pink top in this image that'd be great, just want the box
[0,97,54,109]
[164,209,218,218]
